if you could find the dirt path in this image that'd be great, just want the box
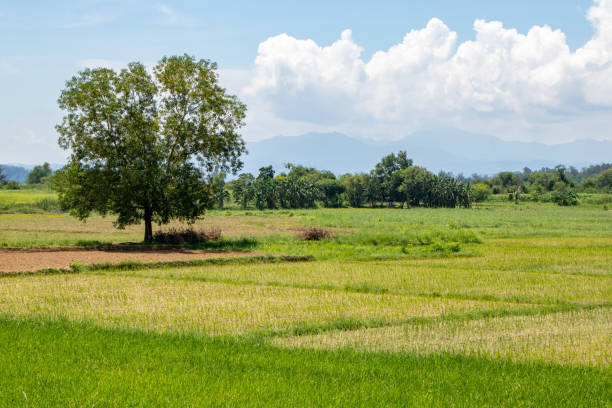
[0,249,255,273]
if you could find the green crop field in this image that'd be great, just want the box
[0,194,611,406]
[0,189,59,214]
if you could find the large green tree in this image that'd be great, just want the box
[341,173,366,208]
[229,173,255,209]
[253,166,277,210]
[54,55,246,241]
[398,166,435,207]
[372,151,413,206]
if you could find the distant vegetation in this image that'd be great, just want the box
[25,162,53,185]
[2,158,611,213]
[222,157,612,210]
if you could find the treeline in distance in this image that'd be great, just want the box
[2,154,612,210]
[212,152,612,210]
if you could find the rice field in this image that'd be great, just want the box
[0,274,533,336]
[0,193,610,406]
[111,254,612,305]
[274,308,612,367]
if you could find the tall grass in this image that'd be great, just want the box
[0,317,610,407]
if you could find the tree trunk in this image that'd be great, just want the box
[144,207,153,242]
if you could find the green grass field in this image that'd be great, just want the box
[0,192,611,406]
[0,189,59,214]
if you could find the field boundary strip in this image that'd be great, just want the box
[0,244,247,252]
[0,254,315,277]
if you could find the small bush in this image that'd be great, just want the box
[552,190,579,206]
[152,227,222,244]
[298,227,334,241]
[470,183,491,202]
[430,242,461,253]
[3,181,22,190]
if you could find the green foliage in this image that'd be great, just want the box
[529,166,574,193]
[236,152,471,210]
[318,178,344,208]
[211,173,229,209]
[340,173,366,207]
[242,165,343,210]
[1,180,21,190]
[254,166,277,210]
[229,173,255,209]
[26,162,53,184]
[569,162,612,183]
[597,168,612,191]
[372,151,413,205]
[491,171,522,192]
[398,166,436,207]
[471,182,491,202]
[53,55,247,241]
[551,185,579,206]
[398,167,471,208]
[363,173,382,207]
[274,166,321,209]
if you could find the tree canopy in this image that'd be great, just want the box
[597,168,612,191]
[223,153,473,210]
[54,55,247,241]
[26,162,52,184]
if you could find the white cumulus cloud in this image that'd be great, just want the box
[244,0,612,143]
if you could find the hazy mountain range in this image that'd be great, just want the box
[2,130,610,182]
[243,130,612,176]
[0,164,64,183]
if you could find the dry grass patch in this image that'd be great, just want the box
[117,259,612,305]
[0,274,532,336]
[274,307,612,368]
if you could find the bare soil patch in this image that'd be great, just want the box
[0,248,255,273]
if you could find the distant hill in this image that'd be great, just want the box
[0,165,30,183]
[0,163,63,183]
[3,133,610,180]
[242,131,612,176]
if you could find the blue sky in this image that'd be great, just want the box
[0,0,609,163]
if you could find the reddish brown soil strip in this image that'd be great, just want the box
[1,245,219,253]
[0,249,255,273]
